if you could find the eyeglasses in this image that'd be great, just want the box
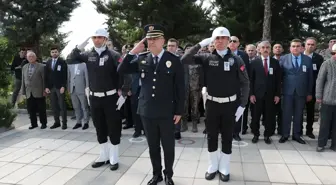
[230,40,238,43]
[331,52,336,55]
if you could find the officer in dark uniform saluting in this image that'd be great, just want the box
[73,28,123,171]
[118,24,185,185]
[181,27,249,182]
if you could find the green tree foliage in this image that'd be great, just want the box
[0,36,16,128]
[213,0,336,46]
[39,31,71,61]
[92,0,213,48]
[0,0,79,57]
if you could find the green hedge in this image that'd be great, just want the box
[0,98,17,128]
[18,91,74,110]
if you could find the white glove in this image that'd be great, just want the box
[201,87,207,95]
[77,37,90,51]
[199,38,212,48]
[116,96,126,110]
[235,106,245,122]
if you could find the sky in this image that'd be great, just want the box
[59,0,107,57]
[59,0,211,57]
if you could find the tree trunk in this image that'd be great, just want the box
[262,0,272,41]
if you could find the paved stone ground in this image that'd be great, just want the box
[0,114,335,185]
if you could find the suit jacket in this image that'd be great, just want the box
[310,52,324,98]
[250,57,281,98]
[118,50,185,118]
[131,73,141,95]
[67,62,89,94]
[45,58,68,89]
[280,53,313,97]
[21,63,45,98]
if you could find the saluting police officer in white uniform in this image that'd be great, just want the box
[181,27,249,182]
[73,28,124,171]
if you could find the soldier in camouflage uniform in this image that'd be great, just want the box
[319,38,336,60]
[181,44,203,132]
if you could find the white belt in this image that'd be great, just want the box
[90,89,116,97]
[207,94,236,103]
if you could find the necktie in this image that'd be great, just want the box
[264,58,268,75]
[28,64,33,78]
[153,56,159,68]
[295,56,299,69]
[52,59,55,70]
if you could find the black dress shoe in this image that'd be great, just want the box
[252,136,259,143]
[164,176,174,185]
[29,125,38,130]
[123,125,133,129]
[306,133,315,139]
[219,172,230,182]
[292,137,306,144]
[82,123,89,130]
[62,124,67,130]
[71,116,76,120]
[233,134,242,141]
[264,137,272,144]
[91,160,109,168]
[50,123,61,129]
[279,136,288,143]
[41,125,47,129]
[203,129,207,134]
[110,163,119,171]
[147,175,163,185]
[205,172,217,180]
[242,130,247,135]
[73,123,82,129]
[175,132,181,140]
[133,131,141,138]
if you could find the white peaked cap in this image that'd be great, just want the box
[212,27,231,38]
[92,28,109,38]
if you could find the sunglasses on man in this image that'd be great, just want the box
[331,52,336,55]
[230,40,238,43]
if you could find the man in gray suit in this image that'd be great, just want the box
[279,39,313,144]
[67,50,90,130]
[21,51,47,129]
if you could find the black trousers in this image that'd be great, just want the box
[318,104,336,148]
[304,98,316,134]
[131,88,143,132]
[90,94,121,145]
[50,88,67,124]
[27,95,47,126]
[206,100,237,154]
[274,101,282,134]
[141,116,175,178]
[234,101,249,134]
[124,95,134,126]
[251,95,276,137]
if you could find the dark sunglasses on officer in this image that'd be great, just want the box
[230,40,238,43]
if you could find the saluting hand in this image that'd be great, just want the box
[250,95,256,104]
[130,38,146,55]
[274,96,280,104]
[173,115,181,124]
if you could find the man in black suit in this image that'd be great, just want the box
[302,37,324,139]
[45,45,68,130]
[229,36,250,140]
[249,41,282,144]
[118,24,185,185]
